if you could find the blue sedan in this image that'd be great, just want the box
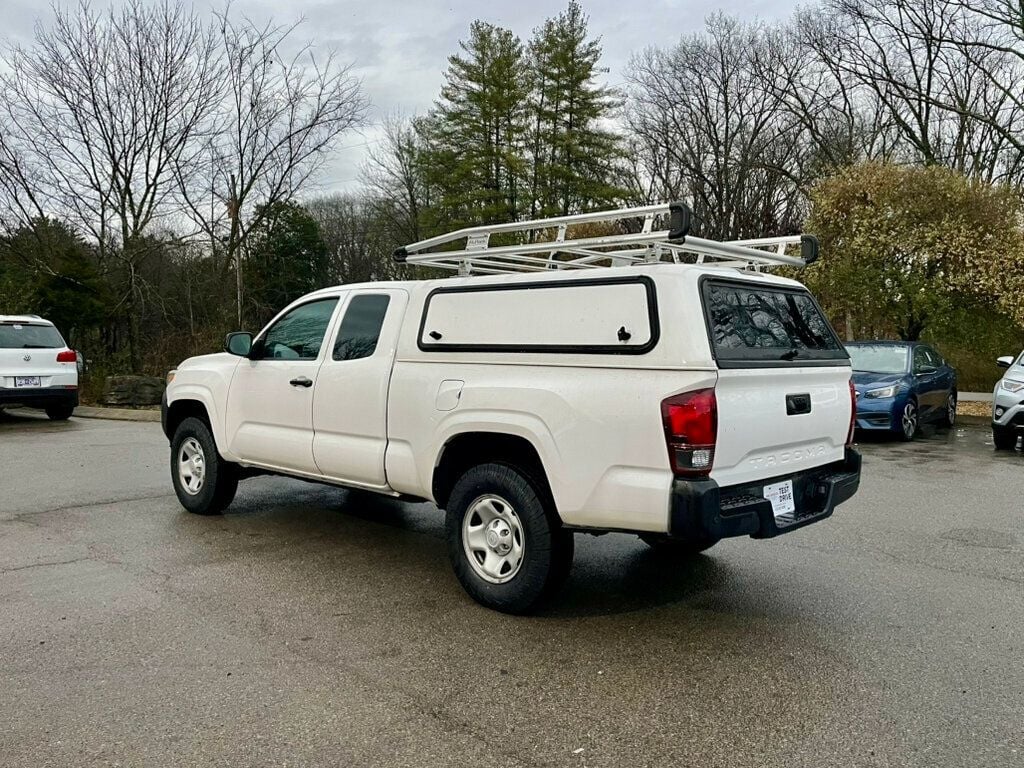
[847,341,958,441]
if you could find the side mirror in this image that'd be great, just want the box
[225,332,253,357]
[916,364,938,376]
[996,355,1014,369]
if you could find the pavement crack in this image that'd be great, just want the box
[1,556,94,574]
[2,490,174,522]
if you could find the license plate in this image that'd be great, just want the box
[763,480,796,519]
[14,376,41,388]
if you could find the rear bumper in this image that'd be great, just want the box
[0,386,79,410]
[669,448,861,541]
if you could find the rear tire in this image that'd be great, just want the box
[45,405,74,421]
[992,426,1018,451]
[445,462,573,614]
[171,417,239,515]
[940,392,956,428]
[639,533,720,555]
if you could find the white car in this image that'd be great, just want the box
[162,203,861,613]
[0,315,79,420]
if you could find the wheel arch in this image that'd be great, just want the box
[431,431,555,511]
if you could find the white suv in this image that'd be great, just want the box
[162,203,861,613]
[0,315,79,420]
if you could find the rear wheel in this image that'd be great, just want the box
[445,462,573,614]
[940,392,957,428]
[898,400,918,441]
[45,405,74,421]
[639,533,720,555]
[992,426,1018,451]
[171,417,239,515]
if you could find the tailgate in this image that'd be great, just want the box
[700,276,852,488]
[713,366,850,487]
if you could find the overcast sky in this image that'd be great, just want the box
[2,0,800,195]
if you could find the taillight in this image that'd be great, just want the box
[56,350,77,363]
[661,388,717,477]
[846,379,857,446]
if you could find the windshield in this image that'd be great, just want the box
[0,322,65,349]
[847,344,909,374]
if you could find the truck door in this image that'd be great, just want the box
[225,296,342,474]
[312,288,408,489]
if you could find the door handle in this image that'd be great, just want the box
[289,376,313,388]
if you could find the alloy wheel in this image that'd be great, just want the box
[902,402,918,439]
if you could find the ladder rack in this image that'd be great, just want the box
[393,201,819,276]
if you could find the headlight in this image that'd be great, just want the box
[1000,379,1024,393]
[166,369,177,385]
[865,384,898,398]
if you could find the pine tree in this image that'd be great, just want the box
[418,21,530,228]
[527,2,625,217]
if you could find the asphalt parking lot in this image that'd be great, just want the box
[1,411,1022,767]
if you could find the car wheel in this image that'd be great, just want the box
[638,533,719,555]
[445,462,573,614]
[940,392,956,428]
[899,400,918,441]
[45,405,74,421]
[992,426,1018,451]
[170,417,239,515]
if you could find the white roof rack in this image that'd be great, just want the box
[393,201,819,276]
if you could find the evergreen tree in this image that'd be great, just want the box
[244,201,329,326]
[418,21,531,228]
[527,2,625,218]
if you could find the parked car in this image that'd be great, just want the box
[992,351,1024,449]
[0,314,79,420]
[162,202,861,613]
[847,341,957,440]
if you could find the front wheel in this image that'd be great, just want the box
[940,392,957,428]
[445,463,573,614]
[898,400,919,441]
[170,417,239,515]
[993,426,1018,451]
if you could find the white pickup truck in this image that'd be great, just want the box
[162,203,861,613]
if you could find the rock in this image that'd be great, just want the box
[102,375,166,407]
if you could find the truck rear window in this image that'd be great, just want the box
[701,279,847,366]
[0,322,65,349]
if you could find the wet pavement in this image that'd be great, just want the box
[1,410,1022,767]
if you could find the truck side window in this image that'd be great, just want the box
[257,298,339,360]
[333,294,391,361]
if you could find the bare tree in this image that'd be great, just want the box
[625,14,808,239]
[181,6,368,325]
[361,115,431,246]
[0,0,222,370]
[797,0,1024,182]
[306,194,398,285]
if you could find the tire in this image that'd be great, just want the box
[639,533,720,555]
[898,399,919,441]
[170,417,239,515]
[940,392,956,428]
[992,426,1018,451]
[445,462,573,614]
[45,405,74,421]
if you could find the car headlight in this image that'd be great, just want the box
[166,369,177,385]
[1000,379,1024,393]
[865,384,898,398]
